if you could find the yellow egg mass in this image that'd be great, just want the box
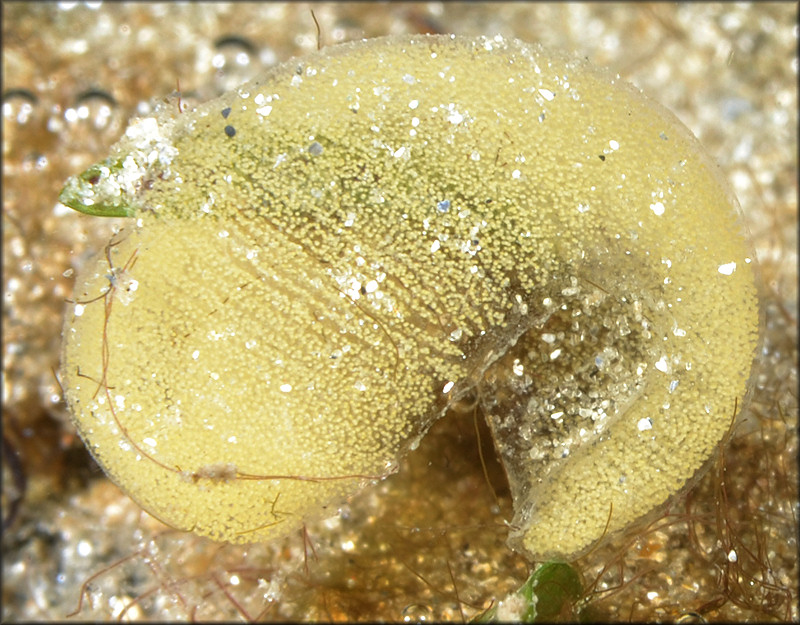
[61,34,759,560]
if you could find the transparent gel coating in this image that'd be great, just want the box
[61,34,759,560]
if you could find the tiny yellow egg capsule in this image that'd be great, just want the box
[61,34,759,560]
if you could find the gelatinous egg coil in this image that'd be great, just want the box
[61,35,759,560]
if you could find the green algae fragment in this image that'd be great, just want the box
[477,561,583,622]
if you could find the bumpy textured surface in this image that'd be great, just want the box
[61,34,758,558]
